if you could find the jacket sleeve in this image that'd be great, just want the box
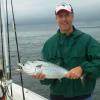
[80,36,100,79]
[40,42,55,85]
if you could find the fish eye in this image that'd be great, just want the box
[32,61,35,63]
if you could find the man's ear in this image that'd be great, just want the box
[55,15,57,20]
[73,14,74,20]
[55,15,58,22]
[72,14,74,20]
[72,13,74,18]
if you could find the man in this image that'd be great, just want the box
[33,2,100,100]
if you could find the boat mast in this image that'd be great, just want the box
[1,0,10,78]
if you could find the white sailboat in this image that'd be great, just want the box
[0,0,48,100]
[0,82,48,100]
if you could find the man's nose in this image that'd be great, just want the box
[62,16,67,21]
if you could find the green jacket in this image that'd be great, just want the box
[40,27,100,97]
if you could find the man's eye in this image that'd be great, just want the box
[59,15,63,18]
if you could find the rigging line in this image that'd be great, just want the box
[0,1,8,98]
[5,0,13,96]
[6,0,12,79]
[10,0,20,62]
[10,0,25,100]
[0,0,5,76]
[0,1,9,98]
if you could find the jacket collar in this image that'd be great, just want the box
[57,26,83,39]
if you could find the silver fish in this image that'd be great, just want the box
[17,61,68,79]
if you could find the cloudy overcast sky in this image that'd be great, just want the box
[5,0,100,25]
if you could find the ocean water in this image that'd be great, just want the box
[0,24,100,99]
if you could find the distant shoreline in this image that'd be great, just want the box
[13,24,100,28]
[77,26,100,28]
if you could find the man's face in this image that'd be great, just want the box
[56,10,74,32]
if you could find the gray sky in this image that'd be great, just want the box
[6,0,100,26]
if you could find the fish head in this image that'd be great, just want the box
[17,61,45,75]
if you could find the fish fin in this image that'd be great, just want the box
[35,65,43,74]
[36,59,43,61]
[36,64,42,68]
[58,78,62,82]
[80,76,85,87]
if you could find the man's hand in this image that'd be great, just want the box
[64,66,83,79]
[32,73,45,80]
